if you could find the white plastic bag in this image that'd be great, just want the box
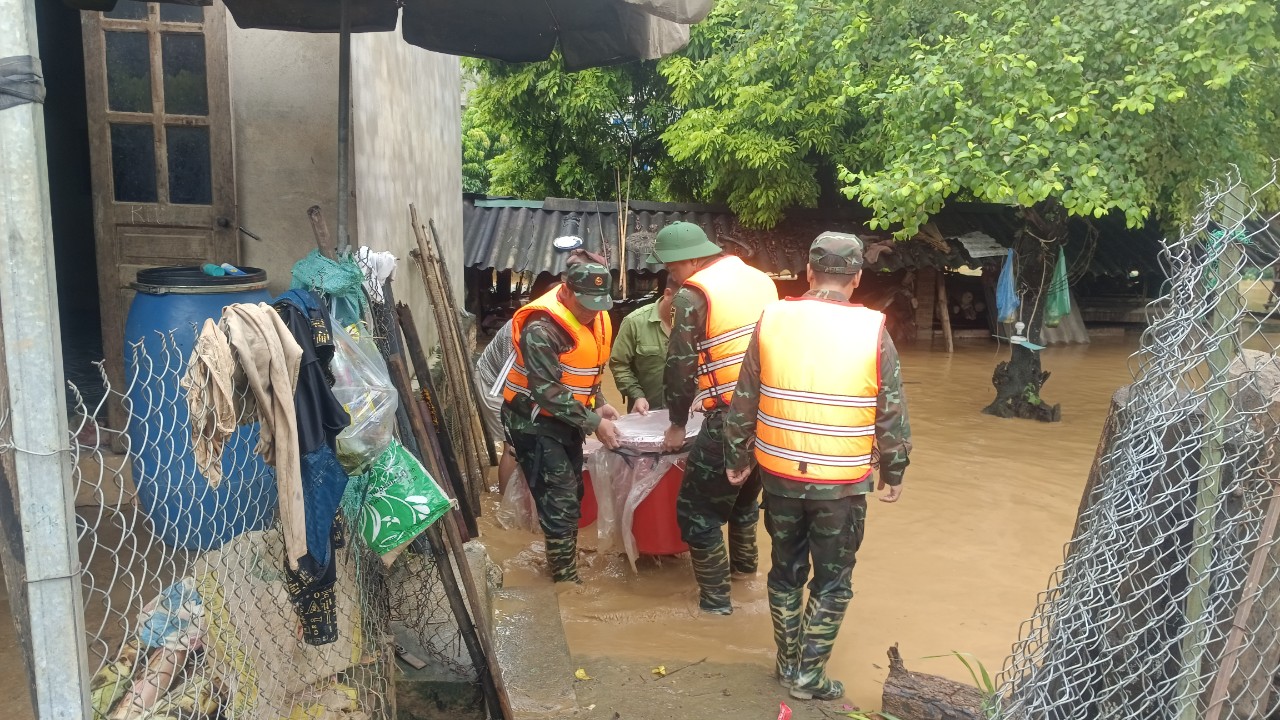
[495,468,540,534]
[330,320,399,473]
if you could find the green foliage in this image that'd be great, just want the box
[841,0,1280,238]
[659,0,875,226]
[463,55,698,201]
[924,651,998,719]
[462,104,505,194]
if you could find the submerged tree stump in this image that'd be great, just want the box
[881,645,985,720]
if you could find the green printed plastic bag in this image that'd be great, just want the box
[1044,248,1071,328]
[354,439,452,556]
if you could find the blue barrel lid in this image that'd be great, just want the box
[133,265,269,295]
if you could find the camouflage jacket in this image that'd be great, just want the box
[723,289,912,500]
[662,284,710,428]
[503,314,605,437]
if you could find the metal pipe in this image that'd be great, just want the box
[336,0,352,255]
[0,0,92,715]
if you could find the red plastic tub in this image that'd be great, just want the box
[579,469,598,528]
[631,461,689,556]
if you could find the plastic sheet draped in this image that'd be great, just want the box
[590,409,703,570]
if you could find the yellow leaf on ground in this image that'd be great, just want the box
[651,665,668,677]
[574,668,592,681]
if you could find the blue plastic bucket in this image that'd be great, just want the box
[124,266,278,550]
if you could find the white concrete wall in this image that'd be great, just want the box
[226,21,342,293]
[351,28,463,345]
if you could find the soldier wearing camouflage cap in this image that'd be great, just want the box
[723,231,913,701]
[501,262,623,583]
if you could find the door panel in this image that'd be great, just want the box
[82,0,236,426]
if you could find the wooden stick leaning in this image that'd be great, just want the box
[409,204,486,510]
[421,219,492,479]
[410,205,486,482]
[410,242,484,511]
[307,205,338,260]
[936,270,955,354]
[397,302,480,538]
[374,308,512,720]
[428,217,499,467]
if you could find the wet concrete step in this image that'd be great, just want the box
[494,585,579,719]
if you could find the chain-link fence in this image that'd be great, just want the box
[995,167,1280,720]
[52,301,476,718]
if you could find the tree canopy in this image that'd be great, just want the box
[464,0,1279,236]
[462,57,698,202]
[843,0,1280,238]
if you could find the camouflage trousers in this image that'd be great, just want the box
[764,492,867,696]
[508,423,585,583]
[676,411,763,613]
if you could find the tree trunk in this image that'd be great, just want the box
[881,645,986,720]
[982,200,1065,422]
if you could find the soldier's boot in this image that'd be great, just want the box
[544,536,580,584]
[688,542,732,615]
[790,595,850,701]
[728,521,759,578]
[769,587,804,688]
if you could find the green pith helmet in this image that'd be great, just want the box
[646,221,722,265]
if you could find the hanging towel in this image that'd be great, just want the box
[181,319,237,487]
[220,302,307,571]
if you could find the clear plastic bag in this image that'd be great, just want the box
[330,319,399,473]
[496,467,540,534]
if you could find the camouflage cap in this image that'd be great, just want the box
[565,262,614,311]
[809,232,864,275]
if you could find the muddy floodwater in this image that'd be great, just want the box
[481,336,1143,711]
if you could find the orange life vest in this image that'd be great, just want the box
[684,256,778,411]
[754,297,883,483]
[502,286,613,415]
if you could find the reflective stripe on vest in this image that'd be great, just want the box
[502,286,613,415]
[754,297,883,483]
[684,256,778,411]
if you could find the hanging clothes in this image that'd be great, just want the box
[273,290,353,646]
[181,319,237,487]
[996,248,1021,324]
[219,302,307,571]
[1044,247,1071,328]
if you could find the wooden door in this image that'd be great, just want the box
[82,0,236,425]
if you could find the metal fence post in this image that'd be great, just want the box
[0,0,92,716]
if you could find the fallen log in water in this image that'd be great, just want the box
[881,645,986,720]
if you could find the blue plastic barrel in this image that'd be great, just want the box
[125,266,278,550]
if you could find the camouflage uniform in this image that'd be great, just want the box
[503,303,610,583]
[725,285,912,700]
[664,280,762,614]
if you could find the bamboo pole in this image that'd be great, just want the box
[414,210,488,479]
[397,302,480,538]
[428,218,499,467]
[376,306,511,719]
[409,204,486,509]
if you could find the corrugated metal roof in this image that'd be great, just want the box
[463,195,1168,279]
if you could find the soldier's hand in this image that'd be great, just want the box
[596,418,622,449]
[877,477,903,503]
[598,404,621,421]
[726,467,751,486]
[632,398,650,416]
[662,424,686,452]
